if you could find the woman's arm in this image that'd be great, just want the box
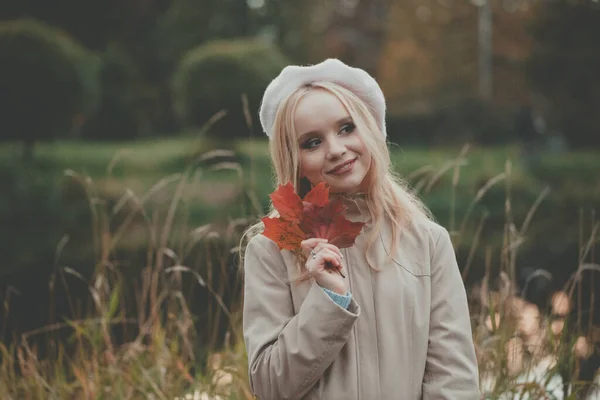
[422,226,480,399]
[243,235,360,400]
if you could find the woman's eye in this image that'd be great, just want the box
[340,123,356,134]
[301,138,321,149]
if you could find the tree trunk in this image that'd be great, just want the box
[478,0,493,99]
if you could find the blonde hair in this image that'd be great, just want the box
[241,82,432,268]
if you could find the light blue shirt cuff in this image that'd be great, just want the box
[321,286,352,309]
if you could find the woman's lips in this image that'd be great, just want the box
[327,158,356,175]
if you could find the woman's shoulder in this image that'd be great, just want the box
[245,232,279,255]
[372,215,449,275]
[405,215,448,247]
[242,233,290,275]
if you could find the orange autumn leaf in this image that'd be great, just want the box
[301,198,364,248]
[262,182,365,253]
[302,182,329,207]
[262,216,307,251]
[269,182,304,223]
[313,213,365,248]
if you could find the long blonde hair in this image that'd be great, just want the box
[241,81,432,268]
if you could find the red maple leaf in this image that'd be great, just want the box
[261,182,365,275]
[262,217,307,252]
[269,182,304,223]
[302,182,329,207]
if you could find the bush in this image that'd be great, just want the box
[387,97,514,146]
[526,1,600,148]
[0,19,99,157]
[0,163,92,279]
[172,38,288,140]
[80,45,144,141]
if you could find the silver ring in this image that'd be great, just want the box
[310,249,317,259]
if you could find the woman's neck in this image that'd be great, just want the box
[331,192,370,223]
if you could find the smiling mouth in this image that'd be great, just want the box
[327,158,357,174]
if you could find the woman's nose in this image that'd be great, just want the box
[327,137,346,159]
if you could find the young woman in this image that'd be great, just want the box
[242,59,479,399]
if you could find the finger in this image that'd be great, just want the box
[307,254,339,275]
[308,242,342,257]
[315,243,343,259]
[301,238,328,255]
[307,248,335,266]
[315,249,342,267]
[319,251,345,277]
[312,248,345,277]
[301,238,328,247]
[310,239,342,256]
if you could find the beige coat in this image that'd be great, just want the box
[243,197,480,399]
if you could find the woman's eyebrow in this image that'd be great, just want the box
[297,129,320,143]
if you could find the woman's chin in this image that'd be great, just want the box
[328,183,361,195]
[314,174,366,194]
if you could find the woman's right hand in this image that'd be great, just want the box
[301,238,347,295]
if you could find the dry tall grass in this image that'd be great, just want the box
[0,139,598,399]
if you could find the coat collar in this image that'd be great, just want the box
[331,192,371,224]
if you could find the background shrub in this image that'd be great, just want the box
[0,18,99,157]
[387,97,515,146]
[172,38,288,141]
[527,0,600,148]
[80,44,144,141]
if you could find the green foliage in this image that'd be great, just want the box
[527,0,600,148]
[80,44,144,141]
[155,0,217,74]
[0,159,93,278]
[172,38,288,140]
[0,165,64,277]
[387,97,514,146]
[156,0,262,75]
[0,19,100,156]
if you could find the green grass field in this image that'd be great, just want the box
[1,136,598,271]
[1,136,598,241]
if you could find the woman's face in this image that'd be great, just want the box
[293,89,371,194]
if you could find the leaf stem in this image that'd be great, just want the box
[325,261,345,278]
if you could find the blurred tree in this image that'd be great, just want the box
[315,0,387,75]
[0,0,128,50]
[80,44,145,141]
[154,0,214,69]
[527,0,600,148]
[0,0,323,137]
[0,1,173,94]
[379,0,534,112]
[376,0,537,145]
[250,0,324,62]
[155,0,265,76]
[0,19,100,159]
[145,0,267,135]
[490,1,534,106]
[172,38,288,141]
[379,0,479,112]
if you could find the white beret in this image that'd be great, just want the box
[259,58,386,139]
